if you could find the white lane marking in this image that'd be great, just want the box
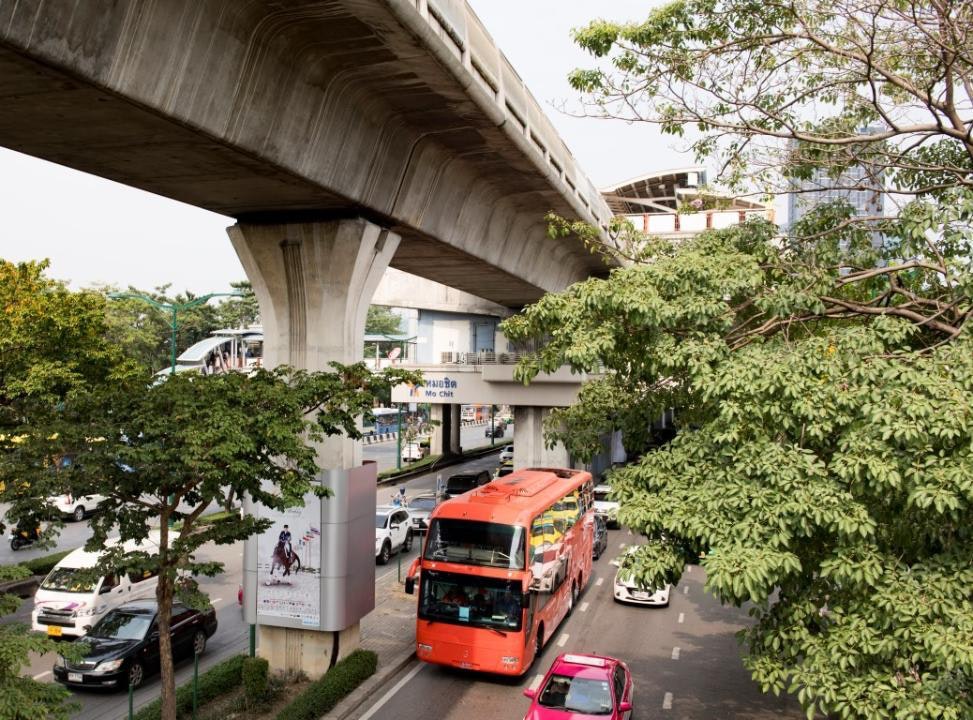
[663,692,673,709]
[33,671,51,680]
[627,530,633,536]
[595,577,604,587]
[529,673,544,691]
[619,542,626,549]
[580,601,589,612]
[359,662,426,720]
[686,565,691,572]
[671,647,681,660]
[557,633,569,647]
[678,612,685,624]
[683,585,689,595]
[211,598,223,605]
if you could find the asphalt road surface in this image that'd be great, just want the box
[4,453,506,720]
[354,530,806,720]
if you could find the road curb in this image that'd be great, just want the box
[321,647,417,720]
[376,444,503,486]
[0,575,40,598]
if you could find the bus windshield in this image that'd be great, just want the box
[423,519,525,569]
[418,569,523,631]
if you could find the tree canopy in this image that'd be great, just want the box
[503,1,972,717]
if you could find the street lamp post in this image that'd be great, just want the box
[107,291,244,374]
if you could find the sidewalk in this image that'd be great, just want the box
[322,562,418,720]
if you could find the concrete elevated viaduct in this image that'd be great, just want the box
[0,0,613,674]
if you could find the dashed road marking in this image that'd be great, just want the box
[678,612,685,624]
[212,598,223,605]
[33,671,51,681]
[683,585,689,595]
[686,565,691,572]
[619,542,626,549]
[529,674,544,691]
[580,602,589,612]
[595,577,604,587]
[557,633,569,647]
[671,647,681,660]
[663,692,673,709]
[359,662,426,720]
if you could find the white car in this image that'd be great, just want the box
[375,505,414,565]
[50,493,106,522]
[593,483,620,528]
[499,444,514,463]
[613,568,671,606]
[401,442,427,463]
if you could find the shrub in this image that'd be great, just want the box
[242,656,270,706]
[19,550,72,577]
[133,654,246,720]
[275,650,377,720]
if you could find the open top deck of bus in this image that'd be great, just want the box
[429,467,592,529]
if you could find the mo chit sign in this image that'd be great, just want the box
[391,368,592,407]
[243,463,376,632]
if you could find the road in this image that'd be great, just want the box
[364,422,511,473]
[5,452,506,720]
[354,530,806,720]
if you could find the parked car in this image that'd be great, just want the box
[32,534,170,638]
[499,444,514,463]
[53,599,217,690]
[496,465,515,478]
[407,493,438,533]
[612,548,671,607]
[523,653,633,719]
[593,483,620,528]
[443,470,491,500]
[375,505,414,564]
[592,514,608,560]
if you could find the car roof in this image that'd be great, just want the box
[549,653,620,679]
[410,492,437,500]
[112,600,158,615]
[376,505,407,513]
[593,483,612,491]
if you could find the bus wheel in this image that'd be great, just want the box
[534,626,544,661]
[570,581,579,611]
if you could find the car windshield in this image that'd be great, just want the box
[375,514,389,529]
[594,488,613,503]
[40,567,97,594]
[88,611,154,641]
[423,519,525,569]
[445,476,478,494]
[418,569,524,631]
[538,674,614,715]
[409,497,437,511]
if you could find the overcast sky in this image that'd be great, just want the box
[0,0,678,294]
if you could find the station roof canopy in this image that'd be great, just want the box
[601,167,764,215]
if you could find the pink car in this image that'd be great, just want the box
[522,653,633,719]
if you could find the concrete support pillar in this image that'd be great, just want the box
[229,218,400,674]
[513,406,571,469]
[449,403,462,455]
[429,404,445,455]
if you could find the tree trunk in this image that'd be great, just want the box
[156,524,177,720]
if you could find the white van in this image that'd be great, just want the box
[31,534,168,639]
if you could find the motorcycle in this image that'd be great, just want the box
[8,526,40,551]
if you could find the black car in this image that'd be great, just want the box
[592,514,609,560]
[444,470,492,499]
[53,600,218,690]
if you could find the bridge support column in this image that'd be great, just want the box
[230,218,399,675]
[428,404,445,455]
[449,403,462,455]
[513,406,571,469]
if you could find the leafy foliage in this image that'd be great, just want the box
[274,649,377,720]
[131,654,246,720]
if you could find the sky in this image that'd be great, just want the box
[0,0,676,295]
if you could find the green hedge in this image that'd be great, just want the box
[0,549,74,579]
[133,654,246,720]
[275,650,377,720]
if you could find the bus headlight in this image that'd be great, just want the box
[417,643,432,654]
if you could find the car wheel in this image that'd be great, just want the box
[128,661,145,689]
[192,630,207,656]
[403,530,414,553]
[378,541,391,565]
[73,506,85,522]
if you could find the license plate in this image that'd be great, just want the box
[633,592,650,600]
[68,672,83,683]
[47,625,62,637]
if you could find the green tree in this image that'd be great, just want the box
[0,259,129,720]
[502,2,973,717]
[215,280,260,329]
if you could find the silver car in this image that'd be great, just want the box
[407,493,438,533]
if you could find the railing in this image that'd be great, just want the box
[405,0,612,232]
[437,351,523,365]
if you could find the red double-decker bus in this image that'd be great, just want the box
[406,467,595,675]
